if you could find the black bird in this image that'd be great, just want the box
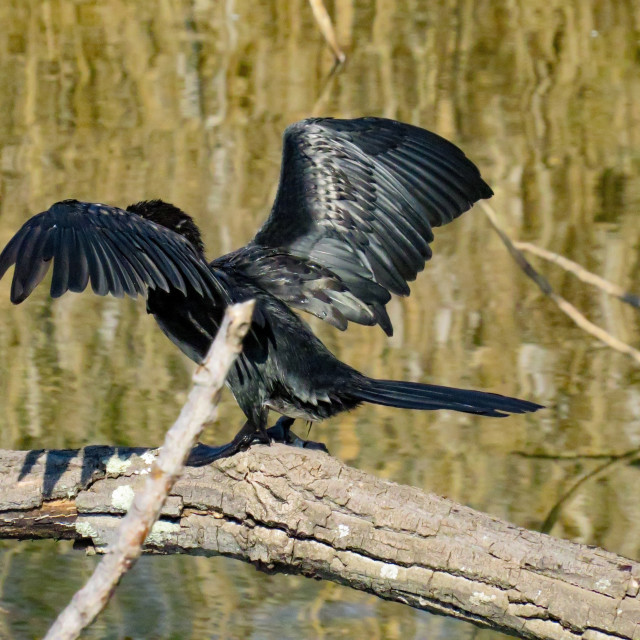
[0,117,542,463]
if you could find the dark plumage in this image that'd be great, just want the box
[0,117,542,462]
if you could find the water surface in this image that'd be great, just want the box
[0,0,639,637]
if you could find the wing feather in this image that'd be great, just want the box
[50,227,72,298]
[134,234,187,295]
[98,231,137,297]
[100,230,147,295]
[76,226,110,296]
[90,232,124,298]
[111,228,169,291]
[0,200,221,305]
[241,117,492,335]
[67,228,90,293]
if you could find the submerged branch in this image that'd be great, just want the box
[308,0,346,64]
[540,446,640,534]
[480,201,640,366]
[513,242,640,309]
[1,443,638,640]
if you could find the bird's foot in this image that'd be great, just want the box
[186,442,236,467]
[186,421,269,467]
[186,418,328,466]
[266,417,329,453]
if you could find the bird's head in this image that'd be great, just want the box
[126,200,205,254]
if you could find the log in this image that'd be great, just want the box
[0,444,638,640]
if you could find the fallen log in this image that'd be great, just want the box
[0,444,638,640]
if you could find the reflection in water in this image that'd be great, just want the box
[0,0,639,637]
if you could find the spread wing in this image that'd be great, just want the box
[0,199,221,304]
[241,117,493,335]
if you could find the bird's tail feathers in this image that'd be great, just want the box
[351,378,542,417]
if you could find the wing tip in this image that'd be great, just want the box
[10,289,26,305]
[478,180,494,201]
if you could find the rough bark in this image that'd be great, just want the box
[0,444,638,640]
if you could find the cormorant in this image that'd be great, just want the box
[0,117,542,464]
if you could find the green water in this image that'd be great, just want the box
[0,0,639,637]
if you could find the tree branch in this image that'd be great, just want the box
[41,300,255,640]
[479,201,640,366]
[513,241,640,309]
[1,443,638,640]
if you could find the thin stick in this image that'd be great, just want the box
[479,201,640,366]
[308,0,346,64]
[514,241,640,309]
[44,300,255,640]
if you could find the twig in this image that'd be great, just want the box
[43,300,255,640]
[479,201,640,366]
[308,0,346,64]
[514,241,640,309]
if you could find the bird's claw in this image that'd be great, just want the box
[266,418,329,453]
[300,440,329,453]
